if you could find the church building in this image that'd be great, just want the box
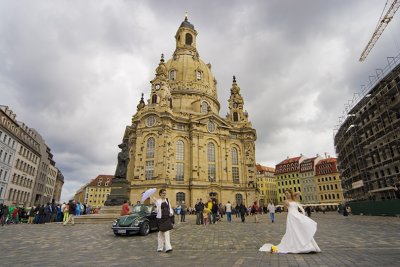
[123,17,257,207]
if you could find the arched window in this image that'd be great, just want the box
[145,137,155,180]
[207,142,216,182]
[233,112,239,122]
[235,193,243,205]
[176,192,185,203]
[185,33,193,45]
[176,140,184,181]
[207,143,215,162]
[151,94,157,104]
[196,70,202,80]
[231,147,239,184]
[231,148,238,165]
[146,137,155,158]
[201,101,208,114]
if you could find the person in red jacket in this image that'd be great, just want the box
[12,207,19,224]
[121,200,131,215]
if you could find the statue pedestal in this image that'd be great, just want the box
[74,206,123,224]
[104,178,130,206]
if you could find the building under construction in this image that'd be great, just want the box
[334,58,400,203]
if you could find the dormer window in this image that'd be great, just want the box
[185,33,193,45]
[201,101,209,114]
[233,112,239,122]
[196,70,202,80]
[151,94,157,104]
[169,70,176,80]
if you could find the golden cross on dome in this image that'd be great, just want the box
[185,12,188,21]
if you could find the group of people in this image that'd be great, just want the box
[0,204,25,225]
[1,202,62,225]
[0,200,100,226]
[153,188,320,255]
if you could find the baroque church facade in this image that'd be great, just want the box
[123,17,257,207]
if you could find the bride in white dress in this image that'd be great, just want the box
[259,189,321,253]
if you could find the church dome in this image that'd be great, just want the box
[163,17,219,108]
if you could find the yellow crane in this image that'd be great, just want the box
[359,0,400,61]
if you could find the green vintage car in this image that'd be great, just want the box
[112,204,158,236]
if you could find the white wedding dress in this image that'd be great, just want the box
[259,202,321,253]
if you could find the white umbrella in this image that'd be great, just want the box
[141,188,157,203]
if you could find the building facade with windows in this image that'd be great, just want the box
[275,156,306,204]
[122,17,257,208]
[85,175,113,207]
[255,164,277,206]
[0,106,18,204]
[334,60,400,201]
[300,156,323,204]
[4,112,41,207]
[315,158,344,207]
[0,105,63,206]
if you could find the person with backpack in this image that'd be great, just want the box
[63,200,76,225]
[27,206,35,224]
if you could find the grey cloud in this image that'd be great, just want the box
[1,0,399,202]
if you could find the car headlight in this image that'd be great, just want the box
[133,220,140,226]
[112,220,118,226]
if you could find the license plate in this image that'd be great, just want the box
[117,229,126,234]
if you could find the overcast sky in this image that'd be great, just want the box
[1,1,400,202]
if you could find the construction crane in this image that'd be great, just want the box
[359,0,400,61]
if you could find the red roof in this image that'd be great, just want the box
[88,175,114,187]
[256,164,275,173]
[316,158,337,165]
[276,156,302,166]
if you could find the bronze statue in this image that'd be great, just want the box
[115,142,129,179]
[104,141,130,206]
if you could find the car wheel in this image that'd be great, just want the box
[139,221,150,236]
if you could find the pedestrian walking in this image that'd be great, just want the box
[251,201,259,223]
[305,206,311,217]
[225,201,232,222]
[175,203,181,223]
[203,206,210,227]
[195,199,204,225]
[267,201,275,223]
[63,200,76,226]
[237,202,246,223]
[211,200,218,224]
[27,206,35,224]
[63,202,69,223]
[180,201,187,222]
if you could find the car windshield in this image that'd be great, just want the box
[132,205,154,214]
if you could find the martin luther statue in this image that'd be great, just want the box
[104,140,130,206]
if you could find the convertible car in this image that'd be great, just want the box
[112,204,158,236]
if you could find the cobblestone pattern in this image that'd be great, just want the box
[0,213,399,266]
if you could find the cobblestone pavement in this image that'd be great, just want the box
[0,212,399,267]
